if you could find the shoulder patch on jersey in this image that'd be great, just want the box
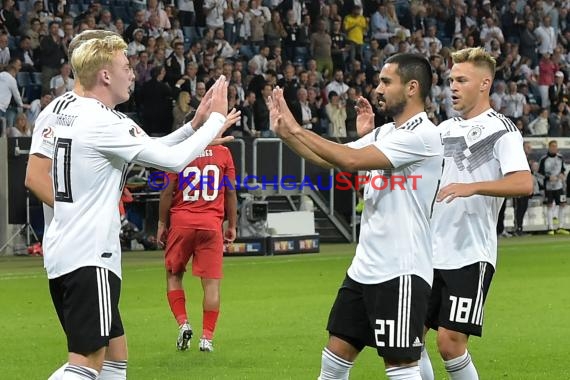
[42,126,54,138]
[129,125,147,138]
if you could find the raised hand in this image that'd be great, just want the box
[274,87,302,136]
[191,82,215,130]
[209,108,241,145]
[210,75,229,116]
[356,96,375,137]
[268,89,283,135]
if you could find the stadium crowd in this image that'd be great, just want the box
[0,0,569,138]
[1,0,570,234]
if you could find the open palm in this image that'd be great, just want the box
[356,96,375,137]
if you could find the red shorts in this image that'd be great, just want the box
[164,227,224,278]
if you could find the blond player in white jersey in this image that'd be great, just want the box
[41,35,234,380]
[419,47,533,380]
[271,53,443,380]
[25,30,234,380]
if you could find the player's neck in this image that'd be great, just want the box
[462,101,491,120]
[83,88,117,109]
[393,105,425,128]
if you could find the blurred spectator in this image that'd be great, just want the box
[125,10,148,43]
[10,35,36,72]
[249,0,271,53]
[549,71,568,112]
[172,91,191,131]
[6,113,31,137]
[0,62,28,126]
[480,17,505,50]
[528,108,549,136]
[26,18,42,50]
[343,5,367,63]
[291,87,317,132]
[502,0,524,44]
[39,21,65,94]
[538,52,558,108]
[325,91,346,138]
[345,87,358,138]
[535,15,556,56]
[548,102,570,137]
[213,27,235,58]
[253,83,272,137]
[238,89,256,137]
[371,3,393,44]
[140,65,174,137]
[502,80,526,122]
[0,32,9,69]
[135,50,154,88]
[128,28,147,57]
[165,41,188,86]
[49,62,74,97]
[264,9,286,48]
[249,45,269,75]
[490,81,507,112]
[146,0,171,30]
[147,14,168,39]
[204,0,226,30]
[0,0,20,37]
[27,92,53,127]
[310,19,333,78]
[330,19,347,72]
[325,69,349,99]
[277,63,300,106]
[98,9,118,32]
[174,61,198,97]
[189,81,206,110]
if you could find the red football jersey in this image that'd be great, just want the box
[168,145,236,230]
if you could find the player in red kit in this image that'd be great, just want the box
[158,143,238,352]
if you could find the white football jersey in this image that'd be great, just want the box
[431,109,530,270]
[345,112,443,285]
[29,92,80,233]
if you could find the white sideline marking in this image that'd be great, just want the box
[0,254,350,281]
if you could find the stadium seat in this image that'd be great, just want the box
[16,72,31,87]
[112,5,129,21]
[22,84,42,103]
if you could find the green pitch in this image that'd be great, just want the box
[1,236,569,379]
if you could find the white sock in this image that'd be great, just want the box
[317,347,353,380]
[48,363,68,380]
[62,365,98,380]
[419,345,435,380]
[444,350,479,380]
[385,365,421,379]
[98,360,127,380]
[548,207,554,230]
[558,207,565,228]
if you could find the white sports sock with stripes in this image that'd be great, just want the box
[98,360,127,380]
[317,347,353,380]
[385,365,421,379]
[444,350,479,380]
[548,206,555,230]
[418,345,435,380]
[62,365,98,380]
[48,363,68,380]
[558,206,565,228]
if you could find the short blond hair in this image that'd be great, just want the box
[71,34,127,90]
[451,47,496,78]
[68,29,120,59]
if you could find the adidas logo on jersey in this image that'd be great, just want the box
[412,337,422,347]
